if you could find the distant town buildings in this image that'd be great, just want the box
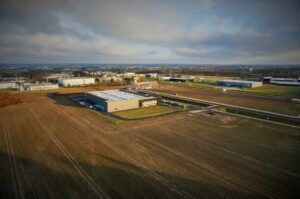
[123,72,136,78]
[44,73,73,83]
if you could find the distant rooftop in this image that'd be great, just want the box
[88,90,153,102]
[218,80,261,84]
[23,83,58,86]
[61,77,94,80]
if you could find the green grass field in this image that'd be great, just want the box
[160,80,300,98]
[159,81,218,89]
[243,84,300,97]
[113,105,175,119]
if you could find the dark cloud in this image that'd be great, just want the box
[0,0,299,64]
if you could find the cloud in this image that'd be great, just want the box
[0,0,299,64]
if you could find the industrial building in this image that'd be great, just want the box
[44,73,73,83]
[261,76,272,83]
[146,73,158,78]
[87,90,159,112]
[269,78,300,86]
[129,82,158,90]
[21,83,59,91]
[58,77,95,87]
[217,80,262,88]
[169,77,192,82]
[158,76,171,81]
[0,77,28,83]
[0,82,18,89]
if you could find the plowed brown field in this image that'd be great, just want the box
[0,91,299,199]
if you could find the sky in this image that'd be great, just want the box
[0,0,300,64]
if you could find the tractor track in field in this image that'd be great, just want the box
[2,113,25,199]
[40,102,284,198]
[155,123,300,179]
[50,103,278,198]
[30,109,110,199]
[92,133,195,199]
[48,104,195,199]
[133,132,280,199]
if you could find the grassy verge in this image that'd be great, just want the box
[221,107,300,126]
[159,80,218,89]
[161,80,300,98]
[113,105,175,119]
[243,84,300,97]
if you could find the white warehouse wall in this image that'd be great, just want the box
[59,78,95,87]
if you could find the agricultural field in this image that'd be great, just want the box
[113,105,175,119]
[0,92,22,108]
[243,84,300,97]
[161,77,300,98]
[152,85,300,116]
[0,91,299,199]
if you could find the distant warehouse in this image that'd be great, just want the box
[87,90,159,112]
[217,80,262,88]
[169,77,192,82]
[21,83,59,91]
[58,77,95,87]
[269,78,300,86]
[0,82,18,89]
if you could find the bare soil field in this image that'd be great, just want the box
[152,85,300,116]
[0,91,299,199]
[0,92,22,108]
